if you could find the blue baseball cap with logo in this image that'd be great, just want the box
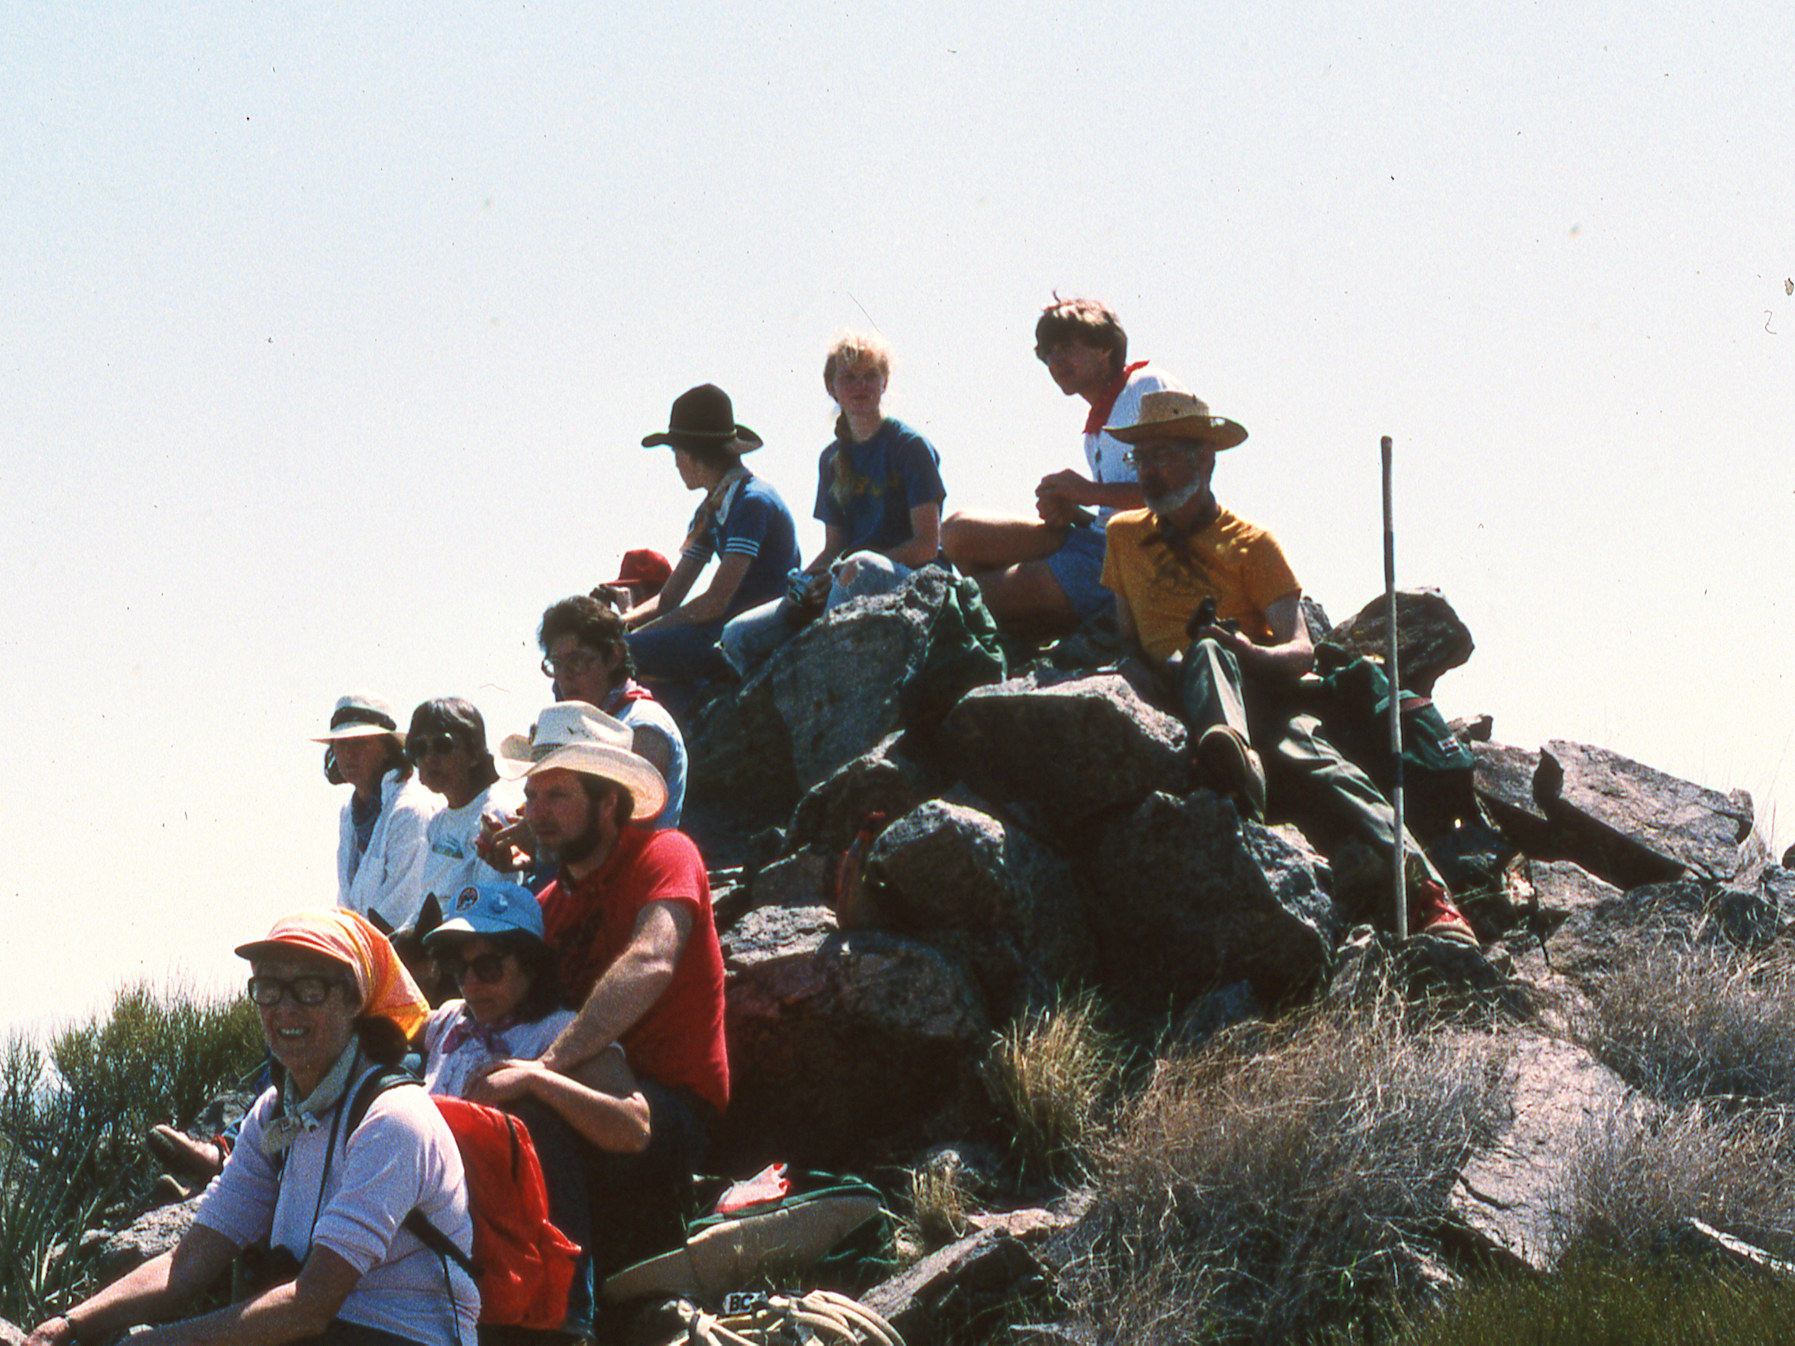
[424,880,545,944]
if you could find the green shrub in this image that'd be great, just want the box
[1363,1256,1795,1345]
[1067,983,1505,1344]
[0,980,263,1325]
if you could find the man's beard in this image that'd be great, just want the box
[545,814,608,867]
[1145,477,1208,517]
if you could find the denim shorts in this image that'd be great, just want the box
[1042,520,1115,623]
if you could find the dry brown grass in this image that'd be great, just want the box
[901,1152,977,1254]
[983,990,1127,1186]
[1064,983,1505,1344]
[1578,940,1795,1106]
[1560,1100,1795,1261]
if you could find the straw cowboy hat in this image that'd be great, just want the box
[311,692,407,744]
[497,702,668,821]
[641,383,764,455]
[1105,390,1248,450]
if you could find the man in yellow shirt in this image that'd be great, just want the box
[1100,391,1474,944]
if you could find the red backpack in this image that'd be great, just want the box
[344,1071,582,1329]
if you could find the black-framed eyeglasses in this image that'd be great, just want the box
[541,648,603,680]
[247,974,346,1008]
[438,952,511,986]
[406,732,460,763]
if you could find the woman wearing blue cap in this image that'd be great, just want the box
[421,881,648,1340]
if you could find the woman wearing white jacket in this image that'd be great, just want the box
[315,693,439,933]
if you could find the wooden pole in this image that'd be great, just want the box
[1382,436,1407,939]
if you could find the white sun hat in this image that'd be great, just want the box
[497,701,668,822]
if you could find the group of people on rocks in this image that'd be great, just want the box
[31,295,1476,1346]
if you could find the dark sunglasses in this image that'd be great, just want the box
[247,974,345,1008]
[406,732,461,762]
[438,952,511,986]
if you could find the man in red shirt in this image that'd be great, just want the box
[498,701,727,1279]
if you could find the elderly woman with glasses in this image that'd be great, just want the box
[30,911,476,1346]
[315,693,440,934]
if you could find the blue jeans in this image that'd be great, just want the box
[627,622,733,717]
[719,553,913,675]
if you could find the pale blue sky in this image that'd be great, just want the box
[3,0,1790,1033]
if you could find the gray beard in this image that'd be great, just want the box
[1145,478,1208,518]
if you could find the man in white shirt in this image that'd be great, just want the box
[942,296,1185,636]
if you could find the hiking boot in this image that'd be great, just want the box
[151,1173,199,1206]
[1410,879,1478,946]
[145,1124,225,1178]
[1194,725,1266,821]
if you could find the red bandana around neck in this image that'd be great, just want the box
[1083,360,1150,436]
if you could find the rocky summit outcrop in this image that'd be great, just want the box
[62,575,1793,1345]
[680,573,1785,1183]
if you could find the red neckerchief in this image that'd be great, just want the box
[1083,360,1149,436]
[602,679,655,711]
[440,1007,523,1055]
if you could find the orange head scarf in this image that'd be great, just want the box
[235,909,430,1042]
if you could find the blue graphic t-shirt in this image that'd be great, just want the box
[813,418,947,556]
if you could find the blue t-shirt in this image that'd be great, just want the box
[813,418,947,556]
[683,474,801,617]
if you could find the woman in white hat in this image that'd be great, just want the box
[315,693,440,934]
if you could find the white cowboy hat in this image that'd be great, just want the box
[497,702,668,821]
[311,691,407,744]
[1105,390,1248,449]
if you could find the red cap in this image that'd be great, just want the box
[609,548,673,589]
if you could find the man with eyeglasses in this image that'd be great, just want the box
[1099,391,1477,945]
[536,595,687,830]
[941,296,1186,635]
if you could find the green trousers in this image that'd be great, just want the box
[1176,636,1445,894]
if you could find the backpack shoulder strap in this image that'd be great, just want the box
[344,1065,421,1134]
[404,1208,478,1278]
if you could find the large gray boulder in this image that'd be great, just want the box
[1322,588,1474,696]
[1495,859,1625,1031]
[1537,740,1758,886]
[93,1196,202,1283]
[1472,742,1563,858]
[1450,1032,1643,1272]
[866,799,1094,1016]
[1091,791,1338,1011]
[937,672,1188,841]
[716,904,993,1172]
[689,571,962,825]
[783,732,933,857]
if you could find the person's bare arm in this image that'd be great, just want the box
[465,1047,651,1154]
[635,553,751,630]
[27,1228,238,1346]
[624,552,705,628]
[540,900,693,1073]
[134,1247,361,1346]
[30,1232,360,1346]
[1194,592,1314,679]
[885,501,942,568]
[1035,470,1145,516]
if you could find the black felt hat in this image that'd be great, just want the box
[641,383,763,454]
